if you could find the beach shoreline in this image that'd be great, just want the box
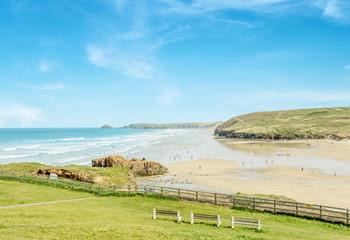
[137,130,350,208]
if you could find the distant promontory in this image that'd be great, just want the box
[101,124,113,129]
[123,122,221,129]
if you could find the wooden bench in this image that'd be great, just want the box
[152,208,182,222]
[190,212,221,227]
[231,216,262,230]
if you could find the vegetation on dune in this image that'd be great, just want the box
[215,107,350,140]
[0,180,349,240]
[124,122,222,129]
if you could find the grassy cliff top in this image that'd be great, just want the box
[216,107,350,140]
[124,122,221,129]
[0,162,130,186]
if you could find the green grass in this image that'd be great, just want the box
[0,162,130,186]
[216,107,350,139]
[0,180,349,240]
[0,179,91,206]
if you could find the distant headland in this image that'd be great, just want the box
[215,107,350,140]
[123,122,222,129]
[100,124,113,129]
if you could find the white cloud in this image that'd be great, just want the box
[162,0,293,14]
[113,0,125,11]
[163,0,350,23]
[35,83,66,90]
[39,59,52,73]
[86,44,154,80]
[324,0,342,18]
[158,88,182,106]
[0,104,43,127]
[313,0,350,22]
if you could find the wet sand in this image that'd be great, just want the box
[136,129,350,208]
[219,138,350,161]
[165,159,350,208]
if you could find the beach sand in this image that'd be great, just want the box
[219,138,350,161]
[137,129,350,208]
[165,159,350,208]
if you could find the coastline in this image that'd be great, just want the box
[137,130,350,208]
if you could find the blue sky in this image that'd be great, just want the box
[0,0,350,127]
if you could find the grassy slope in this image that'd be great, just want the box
[216,107,350,139]
[0,163,130,186]
[0,180,349,240]
[0,179,91,206]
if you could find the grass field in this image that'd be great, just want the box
[215,107,350,139]
[0,180,349,240]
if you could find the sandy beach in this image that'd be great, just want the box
[137,129,350,208]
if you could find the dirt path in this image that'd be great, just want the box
[0,197,96,210]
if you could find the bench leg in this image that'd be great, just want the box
[217,215,221,227]
[177,211,181,223]
[153,208,156,220]
[258,219,262,231]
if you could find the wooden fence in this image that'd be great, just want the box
[137,185,349,226]
[0,171,348,226]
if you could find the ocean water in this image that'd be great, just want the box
[0,128,187,166]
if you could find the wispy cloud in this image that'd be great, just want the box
[162,0,350,24]
[221,89,350,109]
[35,83,66,90]
[39,59,53,73]
[86,44,154,80]
[0,103,43,127]
[158,87,182,106]
[161,0,297,15]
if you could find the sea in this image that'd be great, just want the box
[0,128,186,166]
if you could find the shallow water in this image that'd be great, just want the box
[0,128,189,165]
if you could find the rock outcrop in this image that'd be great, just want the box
[92,155,168,176]
[35,168,92,183]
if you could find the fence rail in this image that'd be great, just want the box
[0,171,348,226]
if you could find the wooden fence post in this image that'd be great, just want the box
[144,186,147,195]
[190,212,194,224]
[347,209,349,225]
[214,193,217,205]
[160,187,163,196]
[196,191,199,201]
[128,185,131,194]
[273,200,276,213]
[231,216,235,228]
[319,205,323,219]
[178,189,181,199]
[232,195,236,207]
[253,198,256,210]
[296,202,299,216]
